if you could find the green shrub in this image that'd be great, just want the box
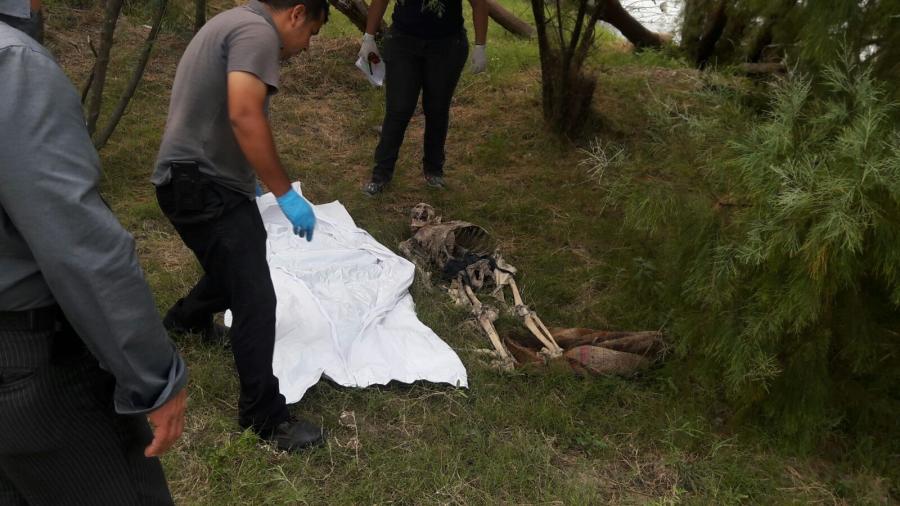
[602,59,900,444]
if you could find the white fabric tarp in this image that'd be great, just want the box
[226,184,467,404]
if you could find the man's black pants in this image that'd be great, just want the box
[157,179,289,435]
[0,308,174,505]
[371,28,469,184]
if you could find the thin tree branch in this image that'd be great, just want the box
[80,37,98,105]
[85,0,124,137]
[567,0,588,64]
[572,0,605,70]
[553,0,565,52]
[95,0,168,149]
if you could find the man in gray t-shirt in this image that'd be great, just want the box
[153,0,328,452]
[152,1,281,196]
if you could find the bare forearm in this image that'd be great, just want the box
[471,0,488,45]
[231,113,292,197]
[366,0,389,35]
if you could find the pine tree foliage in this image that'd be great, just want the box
[603,59,900,441]
[680,0,900,92]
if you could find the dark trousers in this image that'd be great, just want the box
[157,181,289,435]
[0,310,173,505]
[371,28,469,184]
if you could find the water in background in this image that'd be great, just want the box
[610,0,684,38]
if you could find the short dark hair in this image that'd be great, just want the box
[262,0,329,22]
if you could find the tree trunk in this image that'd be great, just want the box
[328,0,387,35]
[599,0,665,49]
[695,0,727,68]
[85,0,124,137]
[194,0,206,33]
[747,18,774,63]
[531,0,601,138]
[95,0,168,150]
[486,0,534,39]
[746,0,797,63]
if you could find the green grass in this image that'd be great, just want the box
[42,0,900,503]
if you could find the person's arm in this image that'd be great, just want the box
[0,44,187,424]
[469,0,488,45]
[366,0,389,36]
[469,0,488,73]
[225,25,316,239]
[227,70,292,197]
[359,0,388,65]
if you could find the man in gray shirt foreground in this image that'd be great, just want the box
[153,0,328,451]
[0,0,188,503]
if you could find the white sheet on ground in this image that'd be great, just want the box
[225,184,467,404]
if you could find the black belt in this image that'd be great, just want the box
[0,305,63,332]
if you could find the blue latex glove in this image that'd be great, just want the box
[276,189,316,241]
[255,183,264,197]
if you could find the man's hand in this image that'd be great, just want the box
[145,387,187,457]
[471,44,487,74]
[277,188,316,241]
[359,33,381,65]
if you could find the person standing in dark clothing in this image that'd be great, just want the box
[153,0,328,452]
[360,0,488,195]
[0,1,188,503]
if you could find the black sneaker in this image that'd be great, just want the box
[424,175,445,189]
[264,418,325,452]
[362,180,387,196]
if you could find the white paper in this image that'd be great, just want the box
[225,184,467,403]
[355,55,385,87]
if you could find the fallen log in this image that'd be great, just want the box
[486,0,534,38]
[600,0,669,49]
[328,0,388,35]
[331,0,535,39]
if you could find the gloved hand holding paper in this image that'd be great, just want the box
[355,55,385,87]
[356,33,385,87]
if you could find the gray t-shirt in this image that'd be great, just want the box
[152,0,281,197]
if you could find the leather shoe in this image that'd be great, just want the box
[163,303,230,347]
[265,417,325,452]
